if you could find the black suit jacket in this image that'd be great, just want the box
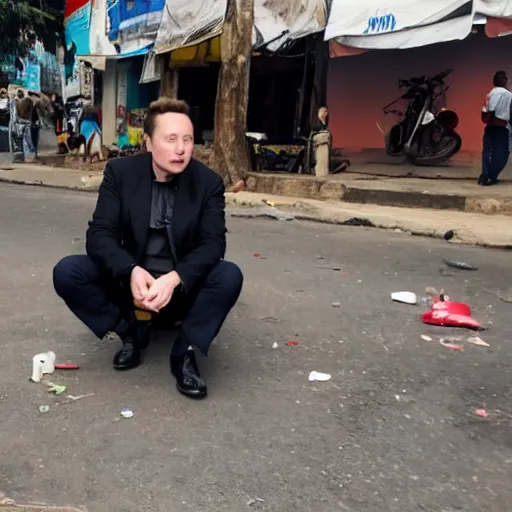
[86,152,226,291]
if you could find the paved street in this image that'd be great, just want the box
[1,183,512,512]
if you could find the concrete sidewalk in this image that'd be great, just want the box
[227,192,512,248]
[0,164,102,191]
[246,172,512,216]
[0,163,510,248]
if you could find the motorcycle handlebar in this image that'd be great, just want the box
[430,68,452,82]
[398,69,452,88]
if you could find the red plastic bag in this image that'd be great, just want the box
[421,297,482,330]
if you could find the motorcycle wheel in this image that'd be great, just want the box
[412,131,462,166]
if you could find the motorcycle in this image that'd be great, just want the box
[381,68,461,165]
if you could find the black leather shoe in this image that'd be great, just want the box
[113,341,141,371]
[170,350,207,399]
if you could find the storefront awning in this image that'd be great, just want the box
[154,0,228,54]
[154,0,329,54]
[253,0,328,52]
[325,0,512,51]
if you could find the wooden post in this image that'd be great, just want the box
[213,0,253,189]
[159,54,179,99]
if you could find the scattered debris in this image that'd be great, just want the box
[422,296,483,330]
[425,286,440,297]
[72,236,83,244]
[253,253,261,258]
[30,351,56,383]
[340,217,375,227]
[443,259,478,271]
[439,338,464,351]
[47,383,67,396]
[444,230,455,240]
[287,340,299,347]
[332,302,341,308]
[467,336,490,347]
[262,199,276,207]
[499,296,512,304]
[476,409,489,418]
[230,207,294,221]
[391,291,417,305]
[121,408,134,419]
[247,497,265,507]
[57,393,94,405]
[272,342,279,349]
[55,363,80,370]
[39,405,50,413]
[309,371,332,382]
[317,264,342,271]
[421,335,433,342]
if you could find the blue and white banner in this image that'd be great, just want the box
[107,0,165,55]
[64,0,92,55]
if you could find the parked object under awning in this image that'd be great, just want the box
[325,0,512,51]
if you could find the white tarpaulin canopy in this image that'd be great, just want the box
[155,0,228,54]
[253,0,328,51]
[155,0,328,55]
[325,0,512,50]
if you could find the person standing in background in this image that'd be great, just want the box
[479,71,512,186]
[28,92,41,159]
[51,93,68,153]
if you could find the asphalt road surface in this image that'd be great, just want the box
[0,184,511,512]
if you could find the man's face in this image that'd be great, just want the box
[146,112,194,175]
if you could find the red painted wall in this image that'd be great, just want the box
[327,32,512,153]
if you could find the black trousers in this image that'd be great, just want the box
[53,255,243,356]
[482,125,510,182]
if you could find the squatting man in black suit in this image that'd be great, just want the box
[53,98,244,399]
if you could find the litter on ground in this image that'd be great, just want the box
[308,371,332,382]
[467,336,490,347]
[391,291,417,305]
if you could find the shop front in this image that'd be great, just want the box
[324,1,512,166]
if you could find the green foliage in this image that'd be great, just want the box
[0,0,64,54]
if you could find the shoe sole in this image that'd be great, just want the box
[113,360,141,371]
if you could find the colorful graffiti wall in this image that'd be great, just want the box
[0,42,61,94]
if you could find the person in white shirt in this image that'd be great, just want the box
[479,70,512,185]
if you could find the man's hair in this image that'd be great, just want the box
[493,70,507,87]
[144,97,190,138]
